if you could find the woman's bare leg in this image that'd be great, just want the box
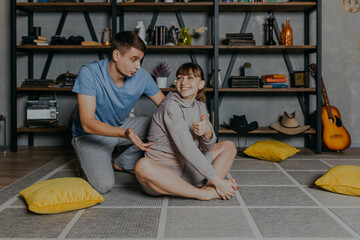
[210,140,237,178]
[202,140,237,189]
[135,157,220,200]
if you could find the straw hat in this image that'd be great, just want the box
[270,111,310,135]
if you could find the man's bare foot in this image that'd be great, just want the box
[199,186,222,200]
[113,163,134,174]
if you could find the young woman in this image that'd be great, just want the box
[134,63,237,200]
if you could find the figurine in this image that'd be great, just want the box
[136,21,146,45]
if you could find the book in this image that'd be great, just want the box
[228,42,256,46]
[231,80,259,85]
[33,39,46,43]
[262,83,288,88]
[24,78,56,83]
[262,78,287,83]
[231,84,259,88]
[223,39,256,45]
[261,74,286,79]
[37,36,48,41]
[81,41,102,46]
[226,33,254,39]
[231,76,259,80]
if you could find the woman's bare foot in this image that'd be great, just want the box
[199,186,222,200]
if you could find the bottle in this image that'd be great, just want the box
[179,28,192,46]
[283,19,293,46]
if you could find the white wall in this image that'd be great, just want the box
[0,0,359,148]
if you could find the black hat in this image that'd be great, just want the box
[223,115,258,134]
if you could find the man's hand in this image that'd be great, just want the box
[192,114,212,139]
[125,128,153,152]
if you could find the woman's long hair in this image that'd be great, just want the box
[175,62,206,102]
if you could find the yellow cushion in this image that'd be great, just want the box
[20,177,104,214]
[315,165,360,196]
[243,140,299,162]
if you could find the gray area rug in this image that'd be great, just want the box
[1,153,360,239]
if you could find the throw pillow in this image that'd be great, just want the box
[243,140,299,162]
[315,165,360,196]
[20,177,104,214]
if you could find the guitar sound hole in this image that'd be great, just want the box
[335,116,342,127]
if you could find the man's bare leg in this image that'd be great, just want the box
[135,157,220,201]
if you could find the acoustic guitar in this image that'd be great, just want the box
[309,64,351,151]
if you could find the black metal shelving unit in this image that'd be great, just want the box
[10,0,322,153]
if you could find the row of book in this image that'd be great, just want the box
[231,76,259,88]
[24,120,58,129]
[21,79,57,88]
[223,33,256,46]
[261,74,288,88]
[149,26,169,46]
[230,74,288,88]
[21,36,49,46]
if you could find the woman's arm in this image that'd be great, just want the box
[163,101,217,180]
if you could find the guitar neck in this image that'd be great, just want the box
[321,78,334,119]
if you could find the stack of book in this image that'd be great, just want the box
[153,26,168,46]
[21,79,57,88]
[223,33,255,46]
[24,119,58,129]
[261,74,288,88]
[21,36,49,46]
[230,76,259,88]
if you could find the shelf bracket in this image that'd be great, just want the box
[218,11,252,106]
[142,11,159,63]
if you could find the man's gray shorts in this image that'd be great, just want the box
[72,116,151,194]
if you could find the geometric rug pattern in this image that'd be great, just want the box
[1,152,360,239]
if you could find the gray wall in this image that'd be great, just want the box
[0,0,359,148]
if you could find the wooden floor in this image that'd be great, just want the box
[0,146,359,190]
[0,146,76,190]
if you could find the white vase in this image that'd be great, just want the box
[164,0,174,2]
[156,77,168,88]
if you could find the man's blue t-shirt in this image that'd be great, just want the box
[72,58,159,136]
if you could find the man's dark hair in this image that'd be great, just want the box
[110,31,146,59]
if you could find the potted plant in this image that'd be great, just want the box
[151,61,171,88]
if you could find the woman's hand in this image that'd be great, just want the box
[210,175,238,200]
[192,114,212,139]
[125,128,153,152]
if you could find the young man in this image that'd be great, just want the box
[71,31,165,194]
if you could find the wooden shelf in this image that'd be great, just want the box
[16,3,111,12]
[16,2,315,13]
[219,45,316,53]
[160,87,214,92]
[219,2,316,12]
[219,88,316,93]
[118,2,213,12]
[17,87,73,92]
[17,45,110,52]
[16,45,315,53]
[146,45,213,52]
[219,126,316,134]
[153,88,315,93]
[17,126,70,133]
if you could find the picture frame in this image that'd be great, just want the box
[292,71,309,88]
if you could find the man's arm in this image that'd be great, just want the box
[78,94,152,151]
[148,90,165,107]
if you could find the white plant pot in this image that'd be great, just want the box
[156,77,168,88]
[164,0,174,2]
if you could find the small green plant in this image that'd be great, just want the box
[243,62,252,68]
[151,61,171,77]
